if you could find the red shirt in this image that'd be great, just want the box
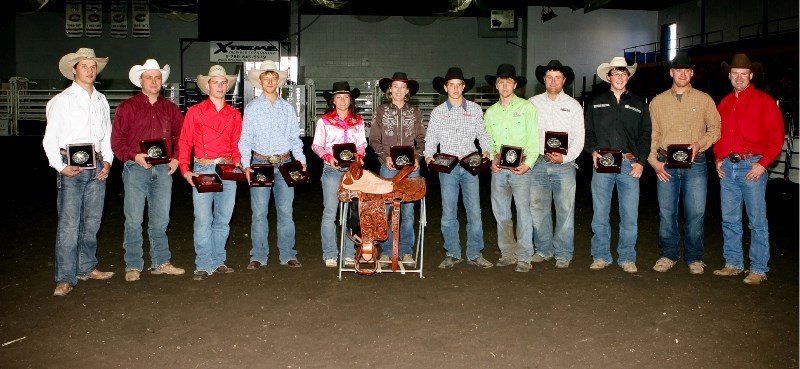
[111,93,184,163]
[178,99,243,174]
[714,84,784,168]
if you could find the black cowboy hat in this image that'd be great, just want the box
[485,64,527,88]
[535,60,575,86]
[322,81,361,102]
[666,51,694,69]
[432,67,475,95]
[378,72,419,97]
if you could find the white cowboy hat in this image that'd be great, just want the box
[58,48,109,80]
[197,65,236,95]
[596,56,637,82]
[128,59,170,88]
[246,60,288,88]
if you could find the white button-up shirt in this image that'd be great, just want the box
[529,90,585,163]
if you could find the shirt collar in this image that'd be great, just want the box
[445,99,468,111]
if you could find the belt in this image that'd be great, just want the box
[727,153,754,163]
[622,153,635,160]
[194,156,232,165]
[253,151,291,164]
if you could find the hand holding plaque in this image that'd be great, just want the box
[666,144,693,168]
[67,143,96,169]
[390,146,415,169]
[544,131,568,155]
[333,143,357,167]
[139,138,170,165]
[459,151,490,176]
[498,145,524,169]
[427,153,458,173]
[278,160,309,187]
[596,149,622,173]
[192,174,223,193]
[249,164,275,187]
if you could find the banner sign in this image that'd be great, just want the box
[65,0,83,38]
[110,0,128,38]
[132,0,150,38]
[210,41,280,62]
[85,0,103,37]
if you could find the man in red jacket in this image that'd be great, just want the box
[712,54,784,285]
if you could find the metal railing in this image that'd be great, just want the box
[740,16,799,40]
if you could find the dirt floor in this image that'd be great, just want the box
[0,136,797,369]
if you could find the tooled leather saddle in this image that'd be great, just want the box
[337,161,426,275]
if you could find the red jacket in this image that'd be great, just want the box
[714,84,784,168]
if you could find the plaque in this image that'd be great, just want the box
[499,145,524,169]
[192,174,223,193]
[390,145,415,169]
[427,153,459,173]
[544,131,568,155]
[666,144,693,168]
[67,143,96,169]
[333,143,357,167]
[249,164,275,187]
[459,151,491,176]
[279,160,310,187]
[215,164,247,181]
[139,138,170,165]
[596,149,622,173]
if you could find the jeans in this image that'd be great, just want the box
[656,152,708,263]
[54,158,106,286]
[438,165,485,261]
[379,164,418,257]
[490,169,533,262]
[192,163,237,273]
[530,158,577,261]
[590,158,640,265]
[249,157,297,264]
[122,161,173,272]
[321,165,354,260]
[719,155,770,275]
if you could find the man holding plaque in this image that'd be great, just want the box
[240,61,306,269]
[424,67,494,269]
[712,54,784,285]
[111,59,186,282]
[584,57,652,273]
[178,65,243,281]
[528,60,585,269]
[483,64,538,273]
[369,72,426,263]
[43,48,115,296]
[647,52,720,275]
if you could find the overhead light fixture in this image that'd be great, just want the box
[541,6,558,22]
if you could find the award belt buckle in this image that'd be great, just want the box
[622,153,635,161]
[268,155,282,164]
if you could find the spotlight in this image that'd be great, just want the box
[541,6,558,22]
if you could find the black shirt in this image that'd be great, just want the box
[584,90,652,160]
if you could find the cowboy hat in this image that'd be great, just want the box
[666,51,694,69]
[58,48,109,80]
[721,53,763,76]
[128,59,170,88]
[246,60,288,88]
[433,67,475,95]
[322,81,360,102]
[535,60,574,86]
[596,56,637,82]
[378,72,419,97]
[197,65,236,95]
[485,64,527,88]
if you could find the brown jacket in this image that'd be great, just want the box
[369,102,426,165]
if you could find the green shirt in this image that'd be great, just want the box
[484,95,539,168]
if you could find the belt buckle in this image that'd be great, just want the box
[214,157,226,165]
[268,155,281,164]
[728,154,741,163]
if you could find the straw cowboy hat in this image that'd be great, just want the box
[128,59,170,88]
[535,60,575,86]
[322,81,360,102]
[433,67,475,95]
[378,72,420,97]
[721,53,763,76]
[58,48,109,80]
[197,65,236,95]
[596,56,637,82]
[246,60,288,88]
[485,64,527,88]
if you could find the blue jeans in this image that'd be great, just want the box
[192,163,237,273]
[656,152,708,263]
[122,161,173,272]
[321,165,354,260]
[249,157,297,264]
[491,169,533,262]
[54,159,106,286]
[530,158,577,261]
[719,155,770,275]
[379,164,418,257]
[438,165,485,260]
[590,158,640,265]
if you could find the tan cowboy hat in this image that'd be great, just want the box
[246,60,288,88]
[128,59,170,88]
[58,48,109,80]
[596,56,637,82]
[197,65,236,95]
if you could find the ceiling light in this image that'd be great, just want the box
[541,6,558,22]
